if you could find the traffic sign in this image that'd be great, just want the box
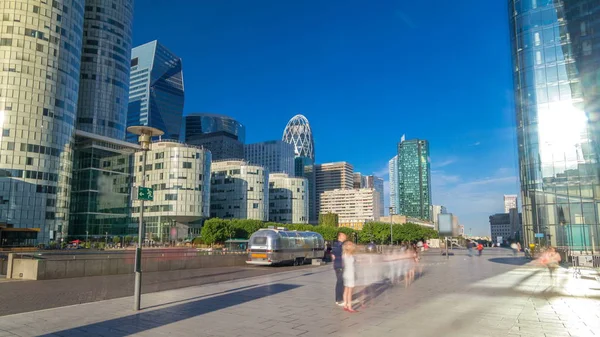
[534,233,544,238]
[137,187,153,201]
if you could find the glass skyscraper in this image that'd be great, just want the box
[77,0,134,140]
[388,155,400,215]
[127,40,184,142]
[0,0,85,244]
[184,113,245,160]
[397,139,431,220]
[509,0,600,251]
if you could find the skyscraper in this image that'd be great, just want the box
[184,113,245,160]
[127,41,184,142]
[268,173,309,224]
[356,174,385,217]
[389,155,400,215]
[320,188,381,230]
[430,205,447,231]
[503,195,517,214]
[509,1,600,249]
[314,162,354,217]
[245,140,295,175]
[282,115,317,223]
[397,139,431,220]
[77,0,134,140]
[0,0,85,244]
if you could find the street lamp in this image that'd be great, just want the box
[127,126,164,311]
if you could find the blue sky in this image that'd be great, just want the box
[133,1,519,236]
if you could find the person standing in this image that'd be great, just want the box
[342,241,358,312]
[511,242,518,256]
[477,243,484,256]
[332,232,347,306]
[467,240,474,257]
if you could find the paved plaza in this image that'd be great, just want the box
[0,248,599,337]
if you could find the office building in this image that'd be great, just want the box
[185,113,245,160]
[363,175,384,217]
[77,0,134,140]
[282,114,317,222]
[389,155,400,215]
[245,140,294,175]
[127,41,184,142]
[131,141,211,240]
[503,195,517,214]
[314,162,354,217]
[397,139,432,220]
[320,188,381,230]
[0,0,85,245]
[353,173,363,189]
[430,205,447,231]
[268,173,308,224]
[489,213,511,245]
[379,215,435,228]
[509,0,600,250]
[210,161,268,221]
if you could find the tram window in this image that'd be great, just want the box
[252,237,267,245]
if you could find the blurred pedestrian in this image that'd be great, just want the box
[511,242,518,256]
[477,243,484,256]
[342,241,358,312]
[539,246,561,280]
[467,240,474,257]
[332,232,347,306]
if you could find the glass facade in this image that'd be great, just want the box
[210,161,268,221]
[389,155,400,215]
[268,173,308,224]
[76,0,133,140]
[69,137,136,239]
[131,141,211,240]
[245,140,295,175]
[397,139,431,220]
[184,113,245,160]
[509,0,600,251]
[0,0,85,244]
[127,41,184,142]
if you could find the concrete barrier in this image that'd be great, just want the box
[7,253,249,280]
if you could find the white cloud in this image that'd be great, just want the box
[433,158,457,168]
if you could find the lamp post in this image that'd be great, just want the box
[127,126,163,311]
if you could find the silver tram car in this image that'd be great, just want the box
[246,227,325,266]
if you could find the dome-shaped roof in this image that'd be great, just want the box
[282,114,314,160]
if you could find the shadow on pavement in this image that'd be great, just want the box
[488,257,530,266]
[40,283,301,337]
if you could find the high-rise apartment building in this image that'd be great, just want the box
[314,162,354,217]
[430,205,447,231]
[268,173,308,224]
[509,1,600,250]
[0,0,86,244]
[185,113,245,161]
[131,141,211,240]
[397,139,431,220]
[355,174,385,217]
[503,194,517,213]
[320,188,381,230]
[389,155,400,215]
[352,173,363,189]
[77,0,134,140]
[245,140,294,175]
[282,115,316,223]
[127,41,184,142]
[69,0,136,240]
[210,161,268,221]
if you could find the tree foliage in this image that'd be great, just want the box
[318,213,339,227]
[112,236,121,245]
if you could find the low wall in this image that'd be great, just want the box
[0,258,7,275]
[8,254,248,280]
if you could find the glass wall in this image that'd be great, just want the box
[509,0,600,252]
[268,174,309,224]
[397,139,431,220]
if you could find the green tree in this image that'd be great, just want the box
[124,236,133,246]
[318,213,339,227]
[112,236,121,245]
[201,218,235,245]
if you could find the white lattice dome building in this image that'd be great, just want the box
[282,115,315,160]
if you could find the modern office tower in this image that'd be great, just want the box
[127,41,184,142]
[503,194,518,214]
[282,114,317,222]
[69,0,136,241]
[320,188,381,230]
[210,161,268,221]
[509,1,600,250]
[185,113,245,161]
[397,139,432,220]
[245,140,294,175]
[69,132,138,239]
[268,173,308,224]
[489,213,511,245]
[0,0,85,245]
[314,162,354,217]
[353,173,363,189]
[361,175,385,217]
[131,141,211,240]
[77,0,134,140]
[389,155,400,215]
[430,205,447,231]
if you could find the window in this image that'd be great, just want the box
[155,152,164,159]
[26,157,33,165]
[2,129,9,137]
[183,162,192,169]
[155,163,163,170]
[165,194,177,201]
[253,203,259,209]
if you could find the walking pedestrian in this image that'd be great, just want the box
[477,243,484,256]
[511,242,518,256]
[342,241,358,312]
[540,246,561,281]
[467,240,474,257]
[332,232,346,306]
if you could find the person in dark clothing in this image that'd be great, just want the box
[332,232,347,306]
